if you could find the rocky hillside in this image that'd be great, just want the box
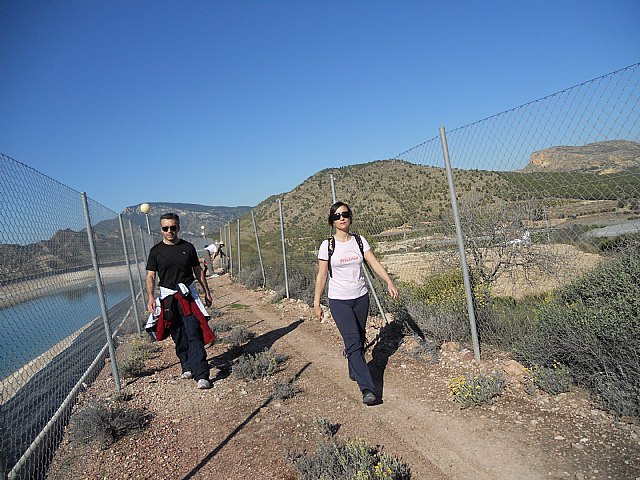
[121,202,252,237]
[1,203,253,283]
[524,140,640,174]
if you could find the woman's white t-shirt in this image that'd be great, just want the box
[318,235,370,300]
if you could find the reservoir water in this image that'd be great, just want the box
[0,280,134,380]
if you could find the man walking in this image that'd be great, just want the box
[146,213,214,389]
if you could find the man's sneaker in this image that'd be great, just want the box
[197,379,211,389]
[362,390,377,405]
[180,371,193,380]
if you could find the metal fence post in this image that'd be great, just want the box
[227,222,233,276]
[439,126,481,361]
[330,173,336,204]
[129,220,146,315]
[237,218,241,273]
[119,215,141,334]
[251,210,266,288]
[278,197,290,298]
[138,224,147,260]
[80,192,121,394]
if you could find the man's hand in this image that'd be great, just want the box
[204,290,213,307]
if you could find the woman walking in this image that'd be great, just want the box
[313,201,398,405]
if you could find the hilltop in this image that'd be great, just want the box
[524,140,640,174]
[122,202,253,237]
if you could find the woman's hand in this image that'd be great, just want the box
[314,304,323,321]
[387,281,399,300]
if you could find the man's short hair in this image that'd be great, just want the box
[160,212,180,226]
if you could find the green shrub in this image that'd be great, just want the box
[209,319,235,333]
[119,355,146,379]
[515,250,640,416]
[448,372,506,408]
[291,437,411,480]
[119,335,159,378]
[313,417,340,437]
[224,327,256,346]
[476,296,540,350]
[68,401,149,447]
[400,270,490,343]
[236,267,266,289]
[232,348,288,380]
[272,380,302,400]
[530,363,572,395]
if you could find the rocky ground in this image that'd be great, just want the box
[48,275,640,480]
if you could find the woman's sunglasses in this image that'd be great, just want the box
[331,211,352,221]
[161,225,178,232]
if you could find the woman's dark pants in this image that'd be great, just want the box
[329,293,375,394]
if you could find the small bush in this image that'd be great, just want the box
[209,319,235,333]
[236,267,266,289]
[225,327,256,345]
[119,355,146,379]
[232,348,288,380]
[263,264,316,305]
[530,363,571,395]
[313,417,340,437]
[405,335,439,364]
[448,372,506,408]
[119,335,159,378]
[291,437,411,480]
[400,270,491,344]
[68,401,149,447]
[514,250,640,416]
[272,380,302,400]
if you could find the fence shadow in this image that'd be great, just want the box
[207,319,304,381]
[367,319,405,401]
[181,362,311,480]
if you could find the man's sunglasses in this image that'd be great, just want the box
[161,226,178,232]
[331,211,352,221]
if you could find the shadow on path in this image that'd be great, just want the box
[181,362,311,480]
[207,319,304,382]
[368,320,405,401]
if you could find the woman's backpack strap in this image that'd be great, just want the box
[327,236,335,277]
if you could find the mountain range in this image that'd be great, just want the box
[121,202,253,237]
[2,140,638,283]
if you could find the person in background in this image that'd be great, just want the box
[204,241,225,277]
[313,201,398,406]
[146,213,214,389]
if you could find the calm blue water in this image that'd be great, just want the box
[0,280,133,379]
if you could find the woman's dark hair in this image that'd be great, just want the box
[328,201,352,226]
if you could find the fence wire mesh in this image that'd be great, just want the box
[1,63,639,478]
[232,64,639,416]
[0,154,151,479]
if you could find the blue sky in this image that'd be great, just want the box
[2,0,639,213]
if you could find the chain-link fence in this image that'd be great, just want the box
[0,154,156,479]
[229,63,640,416]
[1,63,639,477]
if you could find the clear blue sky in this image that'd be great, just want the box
[2,0,639,213]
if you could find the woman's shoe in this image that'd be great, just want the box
[362,390,377,405]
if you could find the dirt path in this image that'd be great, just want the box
[48,275,640,480]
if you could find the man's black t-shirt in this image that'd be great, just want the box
[146,239,200,289]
